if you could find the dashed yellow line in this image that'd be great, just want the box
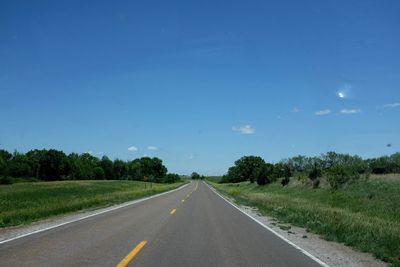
[170,208,177,215]
[116,241,147,267]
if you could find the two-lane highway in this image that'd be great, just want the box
[0,181,324,266]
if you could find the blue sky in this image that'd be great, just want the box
[1,0,400,175]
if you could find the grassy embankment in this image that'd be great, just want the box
[0,180,186,228]
[210,174,400,266]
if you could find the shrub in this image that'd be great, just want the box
[312,179,320,189]
[0,176,13,185]
[281,177,290,186]
[326,166,360,190]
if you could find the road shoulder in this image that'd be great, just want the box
[206,182,387,267]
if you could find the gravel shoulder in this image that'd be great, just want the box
[220,193,388,267]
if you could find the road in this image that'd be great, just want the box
[0,181,323,267]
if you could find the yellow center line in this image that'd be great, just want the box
[170,208,177,215]
[116,240,147,267]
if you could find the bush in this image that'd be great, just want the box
[164,173,181,183]
[0,176,13,185]
[312,179,320,189]
[281,177,290,186]
[326,166,360,190]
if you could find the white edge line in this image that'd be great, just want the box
[204,182,330,267]
[0,182,191,245]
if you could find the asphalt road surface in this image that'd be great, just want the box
[0,181,323,267]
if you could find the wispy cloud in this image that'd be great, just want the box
[292,107,300,113]
[383,102,400,108]
[128,146,138,152]
[232,125,255,134]
[189,153,194,160]
[147,146,158,151]
[340,109,361,114]
[315,109,331,116]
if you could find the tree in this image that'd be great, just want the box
[100,156,114,180]
[0,148,12,176]
[164,173,181,183]
[7,153,32,177]
[191,172,201,180]
[255,163,274,185]
[93,167,105,180]
[227,156,266,183]
[37,150,69,181]
[113,159,128,179]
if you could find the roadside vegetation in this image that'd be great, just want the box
[0,148,187,228]
[0,148,181,184]
[0,180,186,228]
[211,152,400,266]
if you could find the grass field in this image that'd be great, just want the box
[0,180,186,228]
[210,174,400,266]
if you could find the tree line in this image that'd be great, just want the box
[0,148,181,184]
[220,152,400,189]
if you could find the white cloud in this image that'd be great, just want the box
[97,152,104,156]
[147,146,158,151]
[315,109,331,116]
[232,125,255,134]
[86,151,93,155]
[189,153,194,160]
[292,107,300,113]
[340,109,361,114]
[383,102,400,108]
[128,146,138,152]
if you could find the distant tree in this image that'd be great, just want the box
[255,163,274,185]
[93,167,105,180]
[7,153,32,177]
[113,159,128,179]
[164,173,181,183]
[37,150,69,181]
[191,172,201,180]
[100,156,114,180]
[228,156,266,183]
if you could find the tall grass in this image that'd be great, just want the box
[0,180,185,227]
[211,175,400,266]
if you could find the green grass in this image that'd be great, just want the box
[210,174,400,267]
[0,180,186,228]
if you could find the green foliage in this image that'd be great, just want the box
[0,180,185,227]
[326,166,360,190]
[308,167,322,181]
[255,163,275,185]
[225,156,266,183]
[164,173,181,183]
[281,177,290,186]
[212,176,400,266]
[0,176,13,185]
[0,148,175,184]
[191,172,201,180]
